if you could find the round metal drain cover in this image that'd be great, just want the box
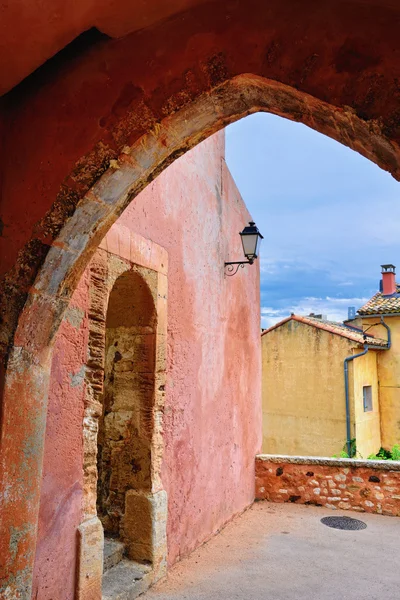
[321,516,367,530]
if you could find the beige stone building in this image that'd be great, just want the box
[261,314,388,459]
[262,266,400,459]
[350,265,400,450]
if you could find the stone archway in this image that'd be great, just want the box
[1,24,400,592]
[2,0,400,366]
[2,72,400,599]
[75,227,168,599]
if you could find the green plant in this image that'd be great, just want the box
[368,452,382,460]
[334,442,400,461]
[368,447,390,460]
[391,444,400,460]
[333,439,357,459]
[367,445,400,461]
[332,450,350,458]
[348,438,357,458]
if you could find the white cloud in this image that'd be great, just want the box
[261,296,369,329]
[226,112,400,329]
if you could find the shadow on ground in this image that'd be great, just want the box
[141,502,400,600]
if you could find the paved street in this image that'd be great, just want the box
[142,502,400,600]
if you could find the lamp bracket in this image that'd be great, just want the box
[224,260,253,277]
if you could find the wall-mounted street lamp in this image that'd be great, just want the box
[224,221,264,276]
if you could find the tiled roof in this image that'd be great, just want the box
[261,315,388,348]
[357,285,400,315]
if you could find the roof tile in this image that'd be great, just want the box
[357,285,400,315]
[261,315,388,348]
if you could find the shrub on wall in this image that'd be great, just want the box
[368,444,400,461]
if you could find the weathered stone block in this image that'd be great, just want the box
[123,490,167,579]
[76,517,104,600]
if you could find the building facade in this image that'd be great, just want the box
[31,131,262,599]
[261,313,388,459]
[350,265,400,450]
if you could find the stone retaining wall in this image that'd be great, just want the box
[255,455,400,516]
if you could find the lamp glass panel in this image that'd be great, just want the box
[241,234,258,258]
[255,235,262,258]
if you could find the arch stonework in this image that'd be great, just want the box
[2,74,400,598]
[2,0,400,360]
[76,225,168,599]
[1,3,400,595]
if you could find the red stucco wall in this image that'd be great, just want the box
[33,130,261,597]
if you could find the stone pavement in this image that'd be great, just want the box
[141,502,400,600]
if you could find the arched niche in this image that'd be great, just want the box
[76,229,168,597]
[98,270,157,549]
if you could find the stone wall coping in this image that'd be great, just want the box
[256,453,400,471]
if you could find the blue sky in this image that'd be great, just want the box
[225,113,400,328]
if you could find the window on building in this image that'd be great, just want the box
[363,385,373,412]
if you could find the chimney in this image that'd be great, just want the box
[381,264,397,296]
[348,306,356,320]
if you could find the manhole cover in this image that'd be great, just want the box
[321,516,367,530]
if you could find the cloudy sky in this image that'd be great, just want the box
[225,113,400,329]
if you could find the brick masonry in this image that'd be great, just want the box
[255,455,400,516]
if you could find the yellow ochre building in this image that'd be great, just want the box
[261,265,400,459]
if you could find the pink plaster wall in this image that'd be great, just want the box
[119,130,262,564]
[32,273,89,599]
[33,130,262,596]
